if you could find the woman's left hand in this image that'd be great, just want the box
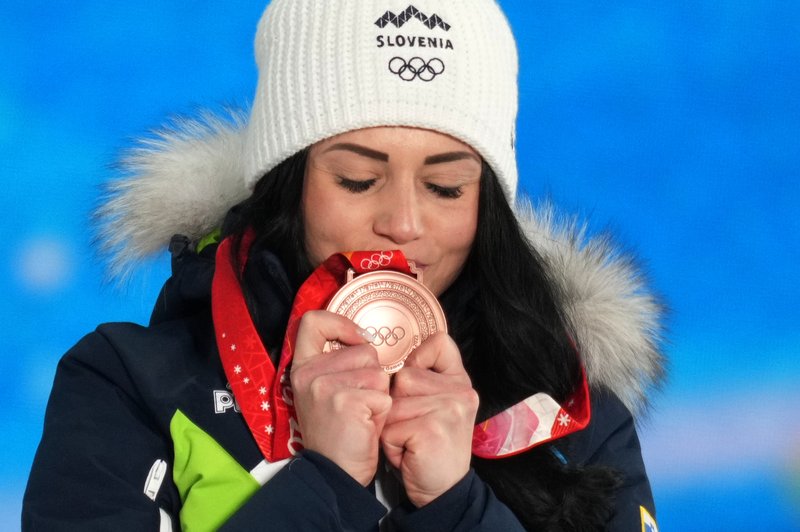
[380,332,479,507]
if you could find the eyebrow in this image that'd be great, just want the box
[324,143,388,162]
[324,142,481,165]
[423,151,481,165]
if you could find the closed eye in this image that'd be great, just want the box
[336,176,376,193]
[426,183,463,199]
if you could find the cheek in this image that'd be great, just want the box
[303,216,327,267]
[302,181,365,266]
[446,199,479,253]
[302,182,338,266]
[432,197,478,277]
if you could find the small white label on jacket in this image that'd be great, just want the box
[144,459,168,501]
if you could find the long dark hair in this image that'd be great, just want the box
[222,149,618,529]
[222,147,312,289]
[445,160,580,416]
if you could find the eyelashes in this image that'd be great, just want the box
[425,182,463,199]
[336,176,377,193]
[336,176,463,199]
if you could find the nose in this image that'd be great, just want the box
[372,181,423,245]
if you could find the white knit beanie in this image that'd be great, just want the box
[244,0,519,201]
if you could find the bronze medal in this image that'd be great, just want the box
[324,265,447,373]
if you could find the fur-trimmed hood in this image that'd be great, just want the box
[96,110,666,416]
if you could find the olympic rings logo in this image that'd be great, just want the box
[360,251,394,270]
[366,326,406,347]
[388,56,445,82]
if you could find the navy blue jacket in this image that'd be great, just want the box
[23,241,656,531]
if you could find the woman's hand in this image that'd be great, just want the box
[381,332,479,507]
[290,310,392,486]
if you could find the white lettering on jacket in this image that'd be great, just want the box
[213,389,241,413]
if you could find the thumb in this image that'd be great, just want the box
[294,310,375,363]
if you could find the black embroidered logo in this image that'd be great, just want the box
[375,5,451,31]
[388,56,445,82]
[376,6,452,82]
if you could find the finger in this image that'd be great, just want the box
[386,391,479,426]
[385,396,438,425]
[298,388,392,433]
[290,345,385,393]
[391,366,472,398]
[369,392,393,436]
[337,389,393,438]
[380,415,430,468]
[404,332,466,375]
[380,417,415,469]
[381,437,404,470]
[294,342,381,377]
[295,310,375,362]
[357,389,393,422]
[307,367,390,396]
[297,387,391,423]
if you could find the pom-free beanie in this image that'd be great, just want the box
[244,0,519,200]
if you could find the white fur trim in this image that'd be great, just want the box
[95,111,250,279]
[516,201,666,415]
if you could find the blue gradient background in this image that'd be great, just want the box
[2,2,799,530]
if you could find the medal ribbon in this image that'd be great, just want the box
[212,231,590,463]
[471,368,590,459]
[212,232,412,462]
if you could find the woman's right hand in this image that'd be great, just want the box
[290,310,392,486]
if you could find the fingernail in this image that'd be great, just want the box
[357,327,376,343]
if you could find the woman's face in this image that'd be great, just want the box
[302,127,481,296]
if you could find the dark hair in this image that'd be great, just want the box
[222,150,616,529]
[443,160,580,418]
[222,147,312,289]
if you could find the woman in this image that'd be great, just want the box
[24,1,664,530]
